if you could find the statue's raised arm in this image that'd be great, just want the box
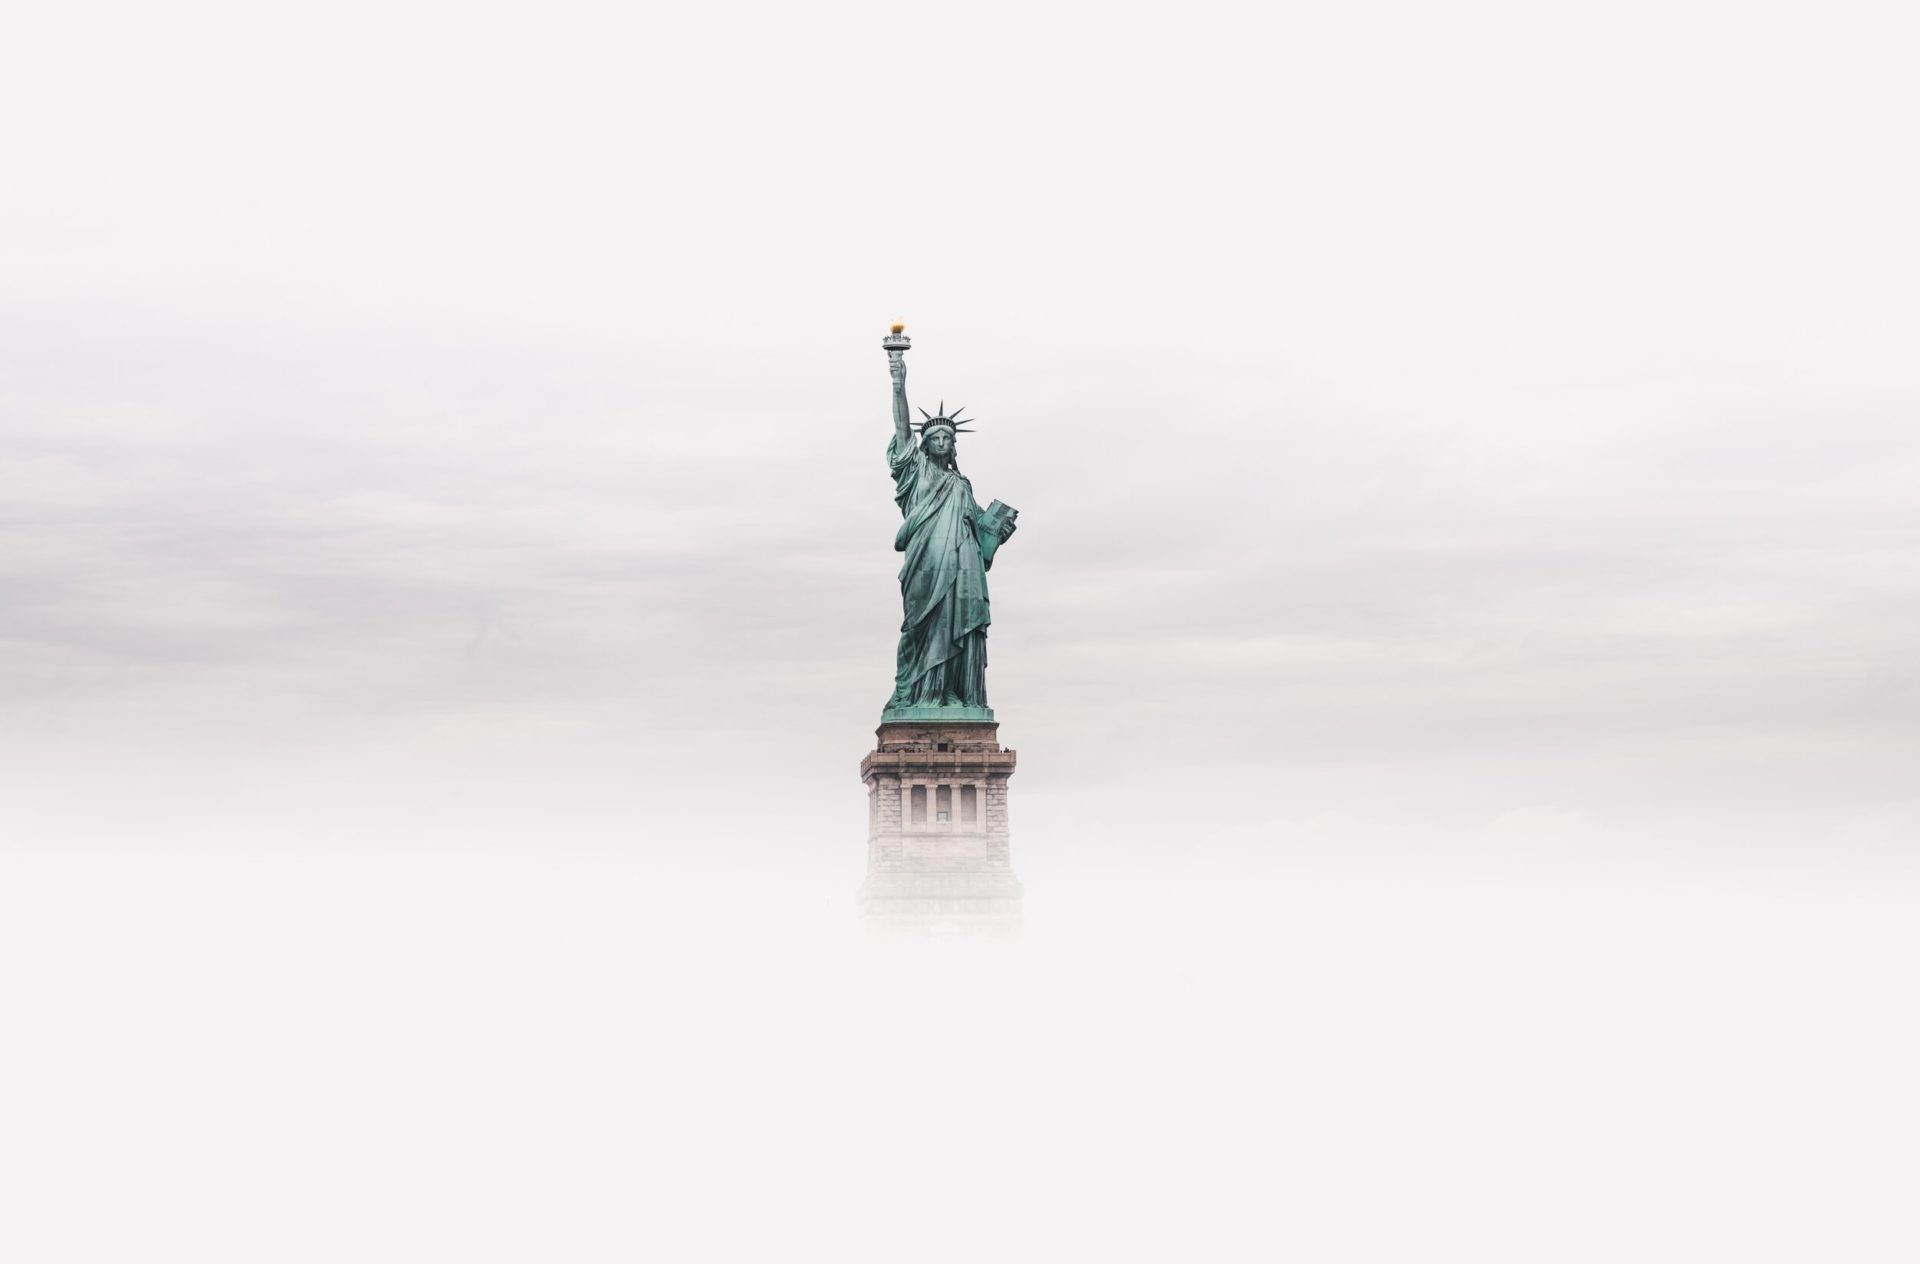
[884,323,912,446]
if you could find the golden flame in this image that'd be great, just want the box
[890,322,905,335]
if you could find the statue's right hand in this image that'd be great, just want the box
[888,352,906,384]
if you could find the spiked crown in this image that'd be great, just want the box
[914,401,975,436]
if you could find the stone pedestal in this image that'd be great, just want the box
[858,721,1022,931]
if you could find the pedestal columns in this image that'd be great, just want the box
[858,720,1022,929]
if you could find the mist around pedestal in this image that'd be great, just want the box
[4,1,1919,1259]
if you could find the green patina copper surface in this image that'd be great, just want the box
[881,331,1017,724]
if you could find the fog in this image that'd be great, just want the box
[4,1,1918,1258]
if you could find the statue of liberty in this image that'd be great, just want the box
[882,325,1018,722]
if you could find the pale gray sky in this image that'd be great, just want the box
[3,0,1916,853]
[6,8,1920,1261]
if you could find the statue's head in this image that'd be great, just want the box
[915,403,972,465]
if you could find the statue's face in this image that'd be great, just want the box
[924,429,954,458]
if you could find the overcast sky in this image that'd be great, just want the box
[3,0,1916,857]
[8,7,1920,1260]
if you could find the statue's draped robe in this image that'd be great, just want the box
[889,430,992,707]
